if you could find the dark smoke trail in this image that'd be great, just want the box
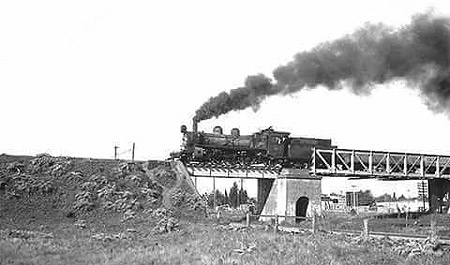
[194,74,279,122]
[194,12,450,122]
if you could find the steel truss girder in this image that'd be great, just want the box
[185,164,279,179]
[312,148,450,179]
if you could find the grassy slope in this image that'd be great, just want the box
[1,154,450,264]
[0,154,203,223]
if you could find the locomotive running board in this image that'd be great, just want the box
[184,163,280,179]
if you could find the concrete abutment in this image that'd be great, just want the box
[259,169,321,223]
[256,178,274,214]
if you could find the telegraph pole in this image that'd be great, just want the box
[114,145,119,160]
[132,142,135,162]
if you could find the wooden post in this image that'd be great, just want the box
[405,208,409,228]
[430,215,438,244]
[131,142,135,162]
[240,178,244,208]
[237,179,241,207]
[213,177,216,210]
[312,212,316,234]
[246,213,250,227]
[363,219,369,239]
[274,215,279,233]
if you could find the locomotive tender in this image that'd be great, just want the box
[173,119,335,170]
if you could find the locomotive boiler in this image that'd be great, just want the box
[173,119,335,170]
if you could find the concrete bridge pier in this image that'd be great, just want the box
[258,169,322,223]
[428,179,450,213]
[257,178,274,215]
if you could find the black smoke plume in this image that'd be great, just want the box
[194,12,450,122]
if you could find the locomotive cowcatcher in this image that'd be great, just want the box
[171,119,335,171]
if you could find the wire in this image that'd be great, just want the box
[118,148,132,156]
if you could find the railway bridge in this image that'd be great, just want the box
[180,147,450,222]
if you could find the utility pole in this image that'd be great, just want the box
[132,142,135,162]
[114,145,119,160]
[418,181,427,211]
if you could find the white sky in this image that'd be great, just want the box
[1,0,449,197]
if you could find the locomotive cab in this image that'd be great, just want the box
[267,132,290,158]
[255,127,290,158]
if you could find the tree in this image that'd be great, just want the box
[229,182,239,208]
[375,193,398,202]
[398,194,406,201]
[206,190,227,208]
[239,188,249,205]
[357,190,375,206]
[207,192,215,208]
[224,190,229,205]
[218,190,228,206]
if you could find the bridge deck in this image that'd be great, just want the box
[183,147,450,180]
[312,148,450,179]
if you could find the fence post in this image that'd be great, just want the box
[405,209,409,228]
[363,219,369,239]
[246,213,250,227]
[274,215,279,233]
[312,212,316,234]
[430,215,438,244]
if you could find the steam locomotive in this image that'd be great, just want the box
[172,119,335,170]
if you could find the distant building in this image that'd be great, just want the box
[321,194,346,210]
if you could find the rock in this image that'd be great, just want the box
[74,219,87,229]
[423,243,445,256]
[152,208,168,218]
[42,233,54,239]
[7,229,53,240]
[143,208,153,214]
[407,249,422,259]
[122,210,136,221]
[91,233,106,241]
[153,217,179,233]
[91,232,123,242]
